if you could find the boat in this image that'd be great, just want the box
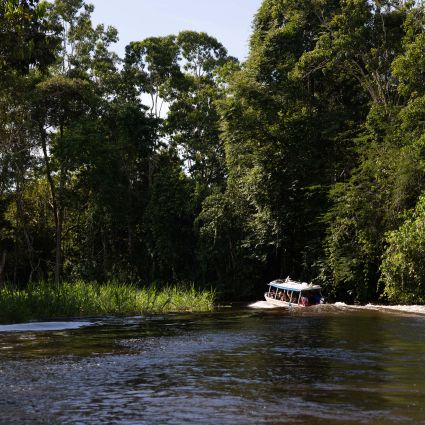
[264,277,323,308]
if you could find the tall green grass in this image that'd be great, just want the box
[0,281,216,324]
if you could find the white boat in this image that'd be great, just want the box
[264,277,323,308]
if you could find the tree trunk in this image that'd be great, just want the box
[39,124,61,283]
[101,225,110,280]
[127,179,134,261]
[15,172,37,281]
[0,250,6,287]
[55,161,66,284]
[55,208,63,284]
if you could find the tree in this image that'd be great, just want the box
[213,0,367,294]
[69,95,158,282]
[165,31,238,189]
[144,150,196,282]
[380,195,425,304]
[33,75,94,283]
[0,0,59,77]
[321,1,425,302]
[124,35,183,118]
[0,0,59,283]
[46,0,119,85]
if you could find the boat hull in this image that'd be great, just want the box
[264,294,302,308]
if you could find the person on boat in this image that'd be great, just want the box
[313,292,322,305]
[300,295,310,306]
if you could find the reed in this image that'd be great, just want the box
[0,281,216,324]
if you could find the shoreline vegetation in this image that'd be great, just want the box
[0,282,216,324]
[3,1,425,306]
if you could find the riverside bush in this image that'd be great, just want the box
[0,281,216,324]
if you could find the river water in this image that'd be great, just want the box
[0,304,425,424]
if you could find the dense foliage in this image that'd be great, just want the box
[1,0,425,304]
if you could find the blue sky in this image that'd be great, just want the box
[89,0,262,60]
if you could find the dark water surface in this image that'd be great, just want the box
[1,306,425,424]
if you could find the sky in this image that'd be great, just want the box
[89,0,262,61]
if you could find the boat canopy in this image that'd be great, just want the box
[268,280,321,292]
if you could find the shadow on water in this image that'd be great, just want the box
[0,306,425,424]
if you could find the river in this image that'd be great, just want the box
[0,304,424,424]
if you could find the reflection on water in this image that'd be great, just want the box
[0,321,91,332]
[0,307,425,424]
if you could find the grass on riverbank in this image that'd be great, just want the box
[0,281,216,324]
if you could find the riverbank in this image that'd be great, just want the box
[0,281,216,324]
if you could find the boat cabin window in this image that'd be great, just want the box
[268,287,296,302]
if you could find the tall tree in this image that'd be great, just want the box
[209,0,367,294]
[28,0,119,283]
[166,31,237,189]
[321,1,422,302]
[33,75,93,283]
[124,35,183,118]
[0,0,59,283]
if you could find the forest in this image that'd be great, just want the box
[1,0,425,304]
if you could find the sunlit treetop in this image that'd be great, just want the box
[0,0,60,75]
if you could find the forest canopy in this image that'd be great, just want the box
[1,0,425,303]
